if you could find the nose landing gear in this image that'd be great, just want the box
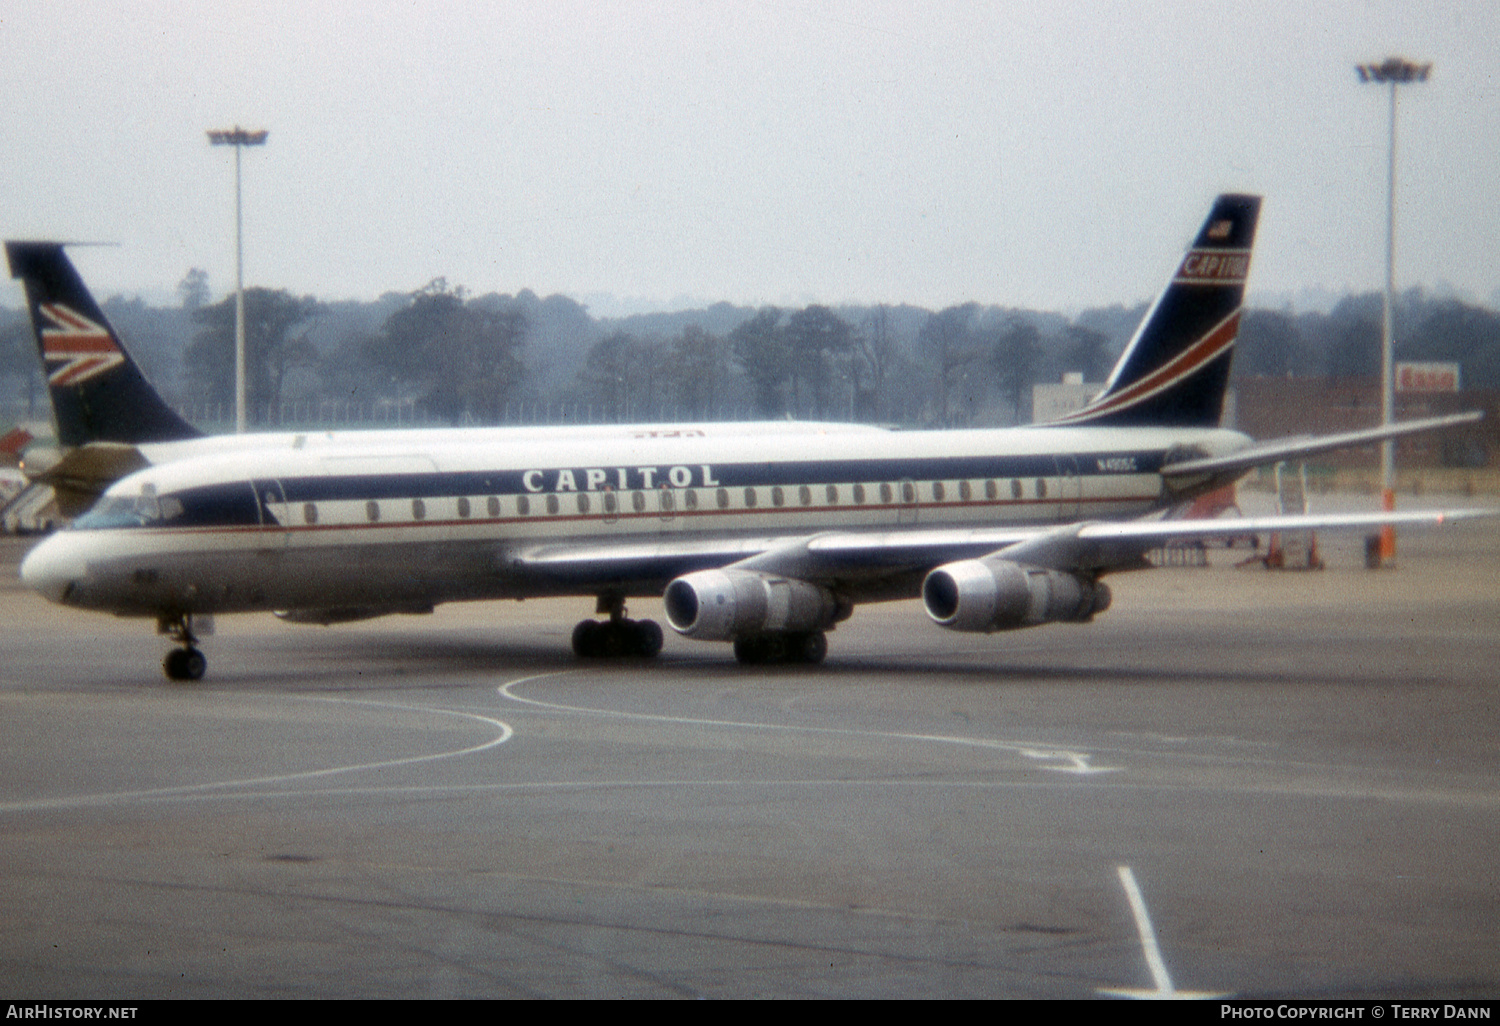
[159,612,208,681]
[163,646,207,681]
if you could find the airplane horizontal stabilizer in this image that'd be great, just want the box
[941,506,1496,575]
[1160,410,1483,481]
[20,441,150,517]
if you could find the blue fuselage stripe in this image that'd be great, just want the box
[269,450,1168,503]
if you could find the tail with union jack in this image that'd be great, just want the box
[5,242,199,446]
[1047,193,1261,429]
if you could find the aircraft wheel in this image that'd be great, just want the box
[572,619,604,658]
[163,647,207,682]
[734,632,826,666]
[733,636,764,665]
[598,621,629,657]
[633,619,664,658]
[794,631,828,664]
[573,619,663,659]
[733,634,787,664]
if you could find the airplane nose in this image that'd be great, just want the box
[20,534,86,605]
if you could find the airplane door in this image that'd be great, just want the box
[254,479,291,545]
[1055,456,1082,521]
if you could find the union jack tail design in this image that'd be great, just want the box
[39,303,125,386]
[5,242,199,447]
[1048,193,1261,429]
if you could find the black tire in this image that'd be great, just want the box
[733,636,764,664]
[734,632,826,666]
[634,619,664,658]
[795,631,828,664]
[572,619,603,658]
[599,621,629,657]
[164,647,207,682]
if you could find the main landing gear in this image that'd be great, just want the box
[159,612,207,682]
[572,594,663,659]
[733,631,828,665]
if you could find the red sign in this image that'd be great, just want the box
[1396,362,1460,393]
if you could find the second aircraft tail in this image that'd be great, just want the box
[5,242,200,447]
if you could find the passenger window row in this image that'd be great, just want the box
[293,478,1057,526]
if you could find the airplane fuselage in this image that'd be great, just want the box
[22,422,1250,619]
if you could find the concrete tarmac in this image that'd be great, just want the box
[1,508,1498,999]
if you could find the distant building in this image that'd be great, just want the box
[1031,373,1100,424]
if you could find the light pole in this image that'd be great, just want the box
[1356,57,1429,565]
[207,127,269,433]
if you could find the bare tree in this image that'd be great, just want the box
[917,304,982,426]
[730,307,790,417]
[670,325,731,419]
[991,318,1041,423]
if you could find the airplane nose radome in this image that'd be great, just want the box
[20,536,84,605]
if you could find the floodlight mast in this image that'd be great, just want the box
[1355,58,1429,565]
[206,127,269,434]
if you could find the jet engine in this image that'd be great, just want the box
[664,568,847,641]
[922,558,1110,633]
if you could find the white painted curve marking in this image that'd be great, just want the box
[0,695,514,815]
[498,673,1119,774]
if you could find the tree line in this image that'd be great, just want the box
[1,274,1498,429]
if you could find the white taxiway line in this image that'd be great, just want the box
[498,673,1120,775]
[1098,864,1230,1000]
[0,696,514,815]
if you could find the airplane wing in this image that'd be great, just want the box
[515,525,1048,587]
[513,507,1493,594]
[1161,411,1482,482]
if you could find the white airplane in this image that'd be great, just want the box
[12,195,1486,680]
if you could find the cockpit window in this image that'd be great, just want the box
[73,482,263,530]
[73,494,158,530]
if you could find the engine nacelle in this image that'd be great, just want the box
[664,568,846,641]
[922,559,1111,633]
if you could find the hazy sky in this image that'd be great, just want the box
[2,1,1496,315]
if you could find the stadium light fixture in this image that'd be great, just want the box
[207,127,269,434]
[1355,58,1429,565]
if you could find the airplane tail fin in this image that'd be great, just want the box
[5,242,200,446]
[1047,193,1261,429]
